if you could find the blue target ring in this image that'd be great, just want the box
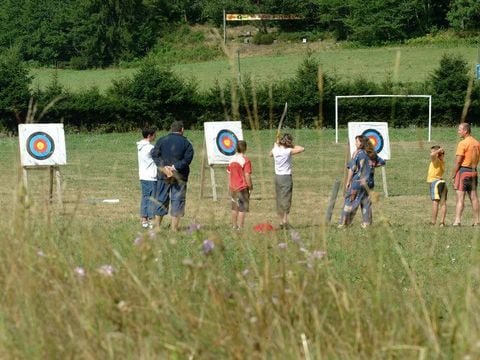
[216,129,238,156]
[361,129,384,154]
[26,132,55,160]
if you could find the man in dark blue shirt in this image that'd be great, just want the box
[151,120,194,231]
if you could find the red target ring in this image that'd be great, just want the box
[216,129,238,156]
[26,132,55,160]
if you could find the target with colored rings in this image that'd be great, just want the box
[26,132,55,160]
[216,129,238,156]
[361,129,384,154]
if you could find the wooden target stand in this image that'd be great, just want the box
[199,141,227,202]
[22,166,63,204]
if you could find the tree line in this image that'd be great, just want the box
[0,0,479,67]
[0,47,477,133]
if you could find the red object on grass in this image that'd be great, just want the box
[253,223,274,232]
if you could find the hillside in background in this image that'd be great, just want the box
[30,25,479,92]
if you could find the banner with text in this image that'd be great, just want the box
[226,14,303,21]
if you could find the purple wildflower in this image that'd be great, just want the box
[278,242,287,249]
[289,229,301,244]
[186,223,202,235]
[133,233,143,246]
[202,239,215,255]
[98,264,115,277]
[147,229,156,240]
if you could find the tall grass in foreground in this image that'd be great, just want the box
[1,174,479,358]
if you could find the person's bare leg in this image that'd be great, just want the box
[468,190,480,224]
[439,199,447,225]
[231,210,238,228]
[171,216,180,232]
[431,200,439,224]
[154,215,163,228]
[238,211,246,228]
[454,190,465,225]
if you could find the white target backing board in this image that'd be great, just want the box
[204,121,243,165]
[348,122,390,160]
[19,124,67,166]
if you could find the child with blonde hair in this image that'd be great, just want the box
[427,145,447,226]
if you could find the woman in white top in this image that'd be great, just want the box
[270,133,305,229]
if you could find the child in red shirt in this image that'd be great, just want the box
[227,140,253,229]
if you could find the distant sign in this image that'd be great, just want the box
[477,64,480,80]
[226,14,303,21]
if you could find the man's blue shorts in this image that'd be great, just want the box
[155,180,187,217]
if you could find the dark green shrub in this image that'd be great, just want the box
[253,32,275,45]
[428,53,470,124]
[109,64,201,129]
[69,56,90,70]
[0,47,31,131]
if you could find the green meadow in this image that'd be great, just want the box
[1,127,479,358]
[30,44,479,92]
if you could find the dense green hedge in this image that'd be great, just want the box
[1,53,479,133]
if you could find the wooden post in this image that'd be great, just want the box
[49,166,54,203]
[210,166,217,202]
[55,166,62,204]
[199,141,207,199]
[325,179,341,223]
[22,167,28,190]
[381,166,389,197]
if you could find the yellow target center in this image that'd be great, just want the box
[37,142,45,151]
[223,139,231,147]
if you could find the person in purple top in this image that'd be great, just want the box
[151,120,194,232]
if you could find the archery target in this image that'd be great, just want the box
[348,122,390,160]
[19,124,67,166]
[26,132,55,160]
[216,129,238,156]
[361,128,383,154]
[204,122,243,165]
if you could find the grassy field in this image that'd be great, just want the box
[30,44,479,92]
[1,127,479,358]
